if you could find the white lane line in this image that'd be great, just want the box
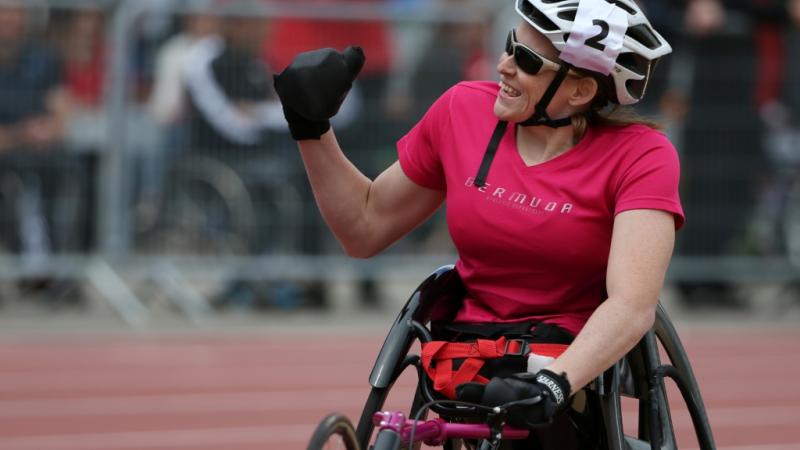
[0,425,315,450]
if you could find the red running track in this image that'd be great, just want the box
[0,326,798,450]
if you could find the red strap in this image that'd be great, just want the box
[421,337,515,399]
[441,357,483,398]
[422,337,508,361]
[420,338,569,399]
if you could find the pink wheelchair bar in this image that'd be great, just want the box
[372,411,529,446]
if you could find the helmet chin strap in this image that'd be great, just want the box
[473,64,573,188]
[519,64,572,128]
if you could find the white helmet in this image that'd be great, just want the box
[515,0,672,105]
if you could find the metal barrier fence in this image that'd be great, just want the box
[0,0,798,324]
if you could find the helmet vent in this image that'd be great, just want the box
[616,52,649,76]
[608,0,636,15]
[556,10,577,21]
[624,59,654,101]
[519,1,560,32]
[626,24,661,50]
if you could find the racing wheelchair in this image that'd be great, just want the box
[308,265,716,450]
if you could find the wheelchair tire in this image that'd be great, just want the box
[308,413,360,450]
[155,155,257,254]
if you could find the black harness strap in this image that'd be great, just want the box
[474,64,573,188]
[474,120,508,188]
[519,64,572,128]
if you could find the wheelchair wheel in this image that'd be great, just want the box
[308,413,360,450]
[154,155,256,254]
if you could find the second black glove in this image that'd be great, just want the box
[274,46,365,140]
[458,369,571,428]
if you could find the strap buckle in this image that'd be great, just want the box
[503,338,529,357]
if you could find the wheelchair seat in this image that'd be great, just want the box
[355,265,716,450]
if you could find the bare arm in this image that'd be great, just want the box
[791,0,800,26]
[298,130,445,258]
[545,209,676,391]
[0,87,69,152]
[31,86,70,147]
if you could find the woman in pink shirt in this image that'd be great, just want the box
[274,0,679,432]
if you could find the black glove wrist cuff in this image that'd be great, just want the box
[536,369,571,406]
[288,118,330,141]
[283,105,331,141]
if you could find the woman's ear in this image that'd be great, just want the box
[567,76,598,108]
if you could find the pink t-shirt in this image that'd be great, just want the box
[397,81,684,336]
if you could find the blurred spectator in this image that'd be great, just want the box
[47,6,107,150]
[184,2,284,152]
[133,5,221,231]
[181,0,307,309]
[0,5,67,152]
[0,3,73,266]
[789,1,800,129]
[149,5,219,139]
[388,0,494,125]
[383,0,432,120]
[743,0,800,260]
[675,0,794,305]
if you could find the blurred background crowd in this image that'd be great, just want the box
[0,0,798,324]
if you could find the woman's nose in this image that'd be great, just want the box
[497,52,516,75]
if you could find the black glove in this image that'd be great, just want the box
[456,369,571,428]
[273,46,365,140]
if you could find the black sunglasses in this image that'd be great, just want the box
[505,29,563,75]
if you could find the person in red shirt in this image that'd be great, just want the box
[45,6,109,152]
[274,0,679,436]
[263,0,391,82]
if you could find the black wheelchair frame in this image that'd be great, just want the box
[354,265,717,450]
